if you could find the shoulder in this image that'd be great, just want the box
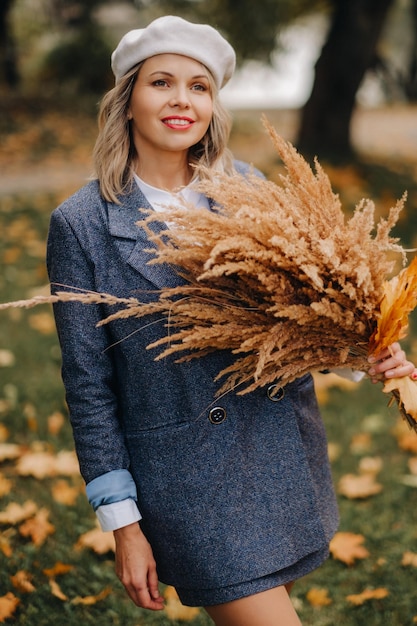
[232,159,266,180]
[53,179,104,220]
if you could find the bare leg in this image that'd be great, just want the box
[205,585,302,626]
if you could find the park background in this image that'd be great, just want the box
[1,0,417,624]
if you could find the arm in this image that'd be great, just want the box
[47,204,164,610]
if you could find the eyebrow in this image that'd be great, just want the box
[148,70,209,80]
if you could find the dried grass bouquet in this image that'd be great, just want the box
[2,117,417,429]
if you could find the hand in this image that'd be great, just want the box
[368,342,417,384]
[113,522,165,610]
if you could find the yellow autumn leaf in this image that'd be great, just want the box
[43,562,74,578]
[71,587,111,605]
[383,376,417,424]
[11,570,35,593]
[329,532,370,565]
[346,587,389,606]
[0,350,15,367]
[0,592,20,621]
[164,586,201,621]
[18,508,55,546]
[49,579,69,601]
[402,551,417,567]
[338,473,383,499]
[0,443,22,462]
[306,587,332,607]
[0,501,38,525]
[369,255,417,354]
[0,474,12,498]
[28,312,56,335]
[75,526,115,554]
[394,419,417,453]
[52,479,80,506]
[47,411,65,436]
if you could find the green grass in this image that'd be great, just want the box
[1,139,417,624]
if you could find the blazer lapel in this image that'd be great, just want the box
[107,184,186,289]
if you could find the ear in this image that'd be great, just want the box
[127,110,133,120]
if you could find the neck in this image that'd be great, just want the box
[134,152,193,191]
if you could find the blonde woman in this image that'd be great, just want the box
[47,16,415,626]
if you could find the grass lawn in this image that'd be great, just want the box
[1,106,417,624]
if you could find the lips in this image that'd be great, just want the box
[162,116,195,129]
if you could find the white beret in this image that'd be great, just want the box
[111,15,236,89]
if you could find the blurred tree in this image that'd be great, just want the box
[40,0,114,94]
[297,0,395,158]
[0,0,19,88]
[404,0,417,100]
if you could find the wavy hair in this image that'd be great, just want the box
[93,62,234,203]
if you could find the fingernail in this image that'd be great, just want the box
[412,371,417,380]
[368,355,376,363]
[368,367,376,376]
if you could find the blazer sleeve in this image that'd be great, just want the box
[47,205,135,501]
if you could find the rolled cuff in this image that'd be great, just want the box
[96,498,142,532]
[86,469,138,511]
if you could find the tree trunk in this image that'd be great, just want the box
[0,0,19,88]
[297,0,394,160]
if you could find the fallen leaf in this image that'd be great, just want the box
[16,451,55,478]
[346,587,389,606]
[71,587,111,605]
[52,480,80,505]
[306,587,332,607]
[0,592,20,621]
[383,376,417,425]
[11,570,35,593]
[358,456,383,475]
[408,457,417,475]
[401,551,417,567]
[396,427,417,454]
[350,432,372,454]
[0,425,9,442]
[0,474,12,498]
[54,450,79,475]
[28,312,56,335]
[16,449,79,478]
[329,532,370,565]
[164,586,201,621]
[19,508,55,546]
[399,475,417,487]
[327,442,341,462]
[43,562,74,578]
[0,443,22,462]
[0,350,15,367]
[0,501,38,525]
[0,531,13,557]
[49,579,68,601]
[75,526,115,554]
[47,411,65,436]
[338,473,383,499]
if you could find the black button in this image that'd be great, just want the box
[267,384,285,401]
[209,407,227,424]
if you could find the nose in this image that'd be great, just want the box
[169,86,191,109]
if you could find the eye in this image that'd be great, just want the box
[152,79,169,87]
[191,83,209,92]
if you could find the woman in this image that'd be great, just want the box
[47,16,416,625]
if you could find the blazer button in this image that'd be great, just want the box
[209,407,227,424]
[267,384,285,401]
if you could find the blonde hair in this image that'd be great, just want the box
[93,62,234,204]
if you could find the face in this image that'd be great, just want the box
[128,53,214,160]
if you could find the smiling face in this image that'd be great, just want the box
[128,53,214,166]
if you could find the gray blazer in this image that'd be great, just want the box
[47,164,338,590]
